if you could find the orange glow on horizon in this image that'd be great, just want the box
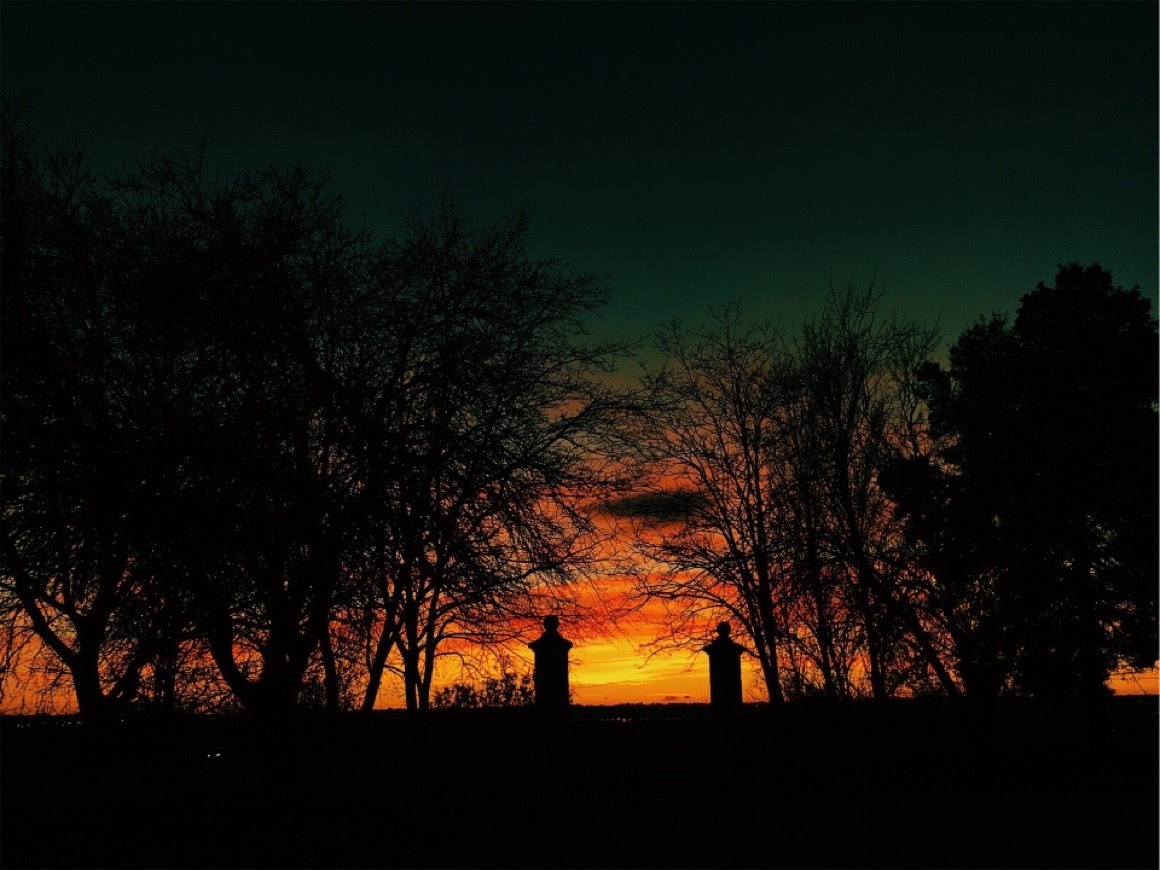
[2,513,1155,710]
[2,629,1155,713]
[1107,668,1159,696]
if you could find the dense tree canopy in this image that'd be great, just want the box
[885,263,1158,697]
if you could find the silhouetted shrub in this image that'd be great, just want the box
[431,670,534,708]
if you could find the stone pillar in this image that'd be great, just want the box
[703,621,744,707]
[528,615,573,709]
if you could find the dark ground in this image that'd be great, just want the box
[2,697,1156,869]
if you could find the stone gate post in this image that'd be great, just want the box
[703,621,744,707]
[528,615,573,710]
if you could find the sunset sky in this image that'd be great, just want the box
[3,1,1156,705]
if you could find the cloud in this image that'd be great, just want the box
[602,489,706,523]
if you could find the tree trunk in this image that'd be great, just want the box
[71,655,113,722]
[804,529,839,699]
[361,622,396,712]
[402,645,421,712]
[320,628,340,713]
[754,584,785,705]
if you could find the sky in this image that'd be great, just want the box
[4,2,1156,345]
[3,1,1157,704]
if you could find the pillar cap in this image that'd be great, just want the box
[703,621,744,655]
[529,615,573,652]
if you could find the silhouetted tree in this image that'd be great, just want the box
[1,103,630,716]
[114,149,376,715]
[885,263,1158,697]
[624,287,960,703]
[349,200,628,711]
[785,283,959,698]
[0,105,191,719]
[1,102,381,715]
[626,304,794,703]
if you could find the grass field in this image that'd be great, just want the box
[2,698,1156,869]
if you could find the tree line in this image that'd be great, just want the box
[613,269,1155,703]
[2,108,1155,718]
[1,107,629,717]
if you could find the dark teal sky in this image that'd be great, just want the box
[3,1,1156,349]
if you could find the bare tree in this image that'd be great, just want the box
[348,200,629,711]
[623,304,793,703]
[130,155,378,715]
[787,282,959,697]
[1,102,382,716]
[622,286,961,704]
[0,105,189,719]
